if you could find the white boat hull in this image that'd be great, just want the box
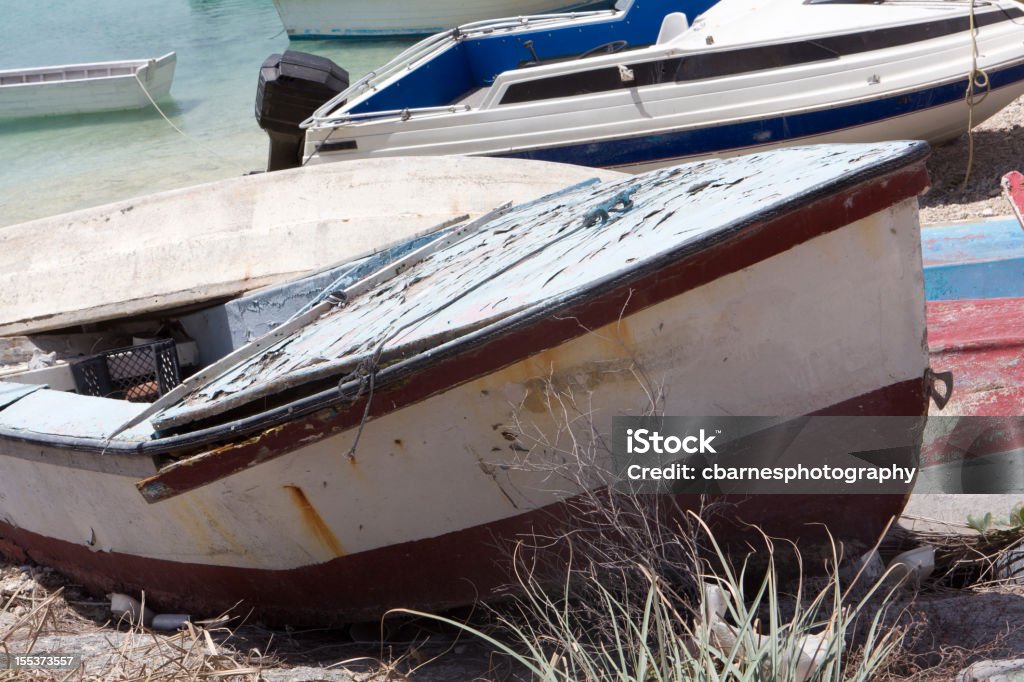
[617,82,1023,173]
[273,0,610,37]
[0,53,176,119]
[0,146,931,622]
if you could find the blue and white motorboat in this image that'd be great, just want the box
[292,0,1024,172]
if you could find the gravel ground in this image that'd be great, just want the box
[0,563,511,681]
[920,94,1024,225]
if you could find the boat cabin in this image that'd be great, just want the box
[308,0,715,124]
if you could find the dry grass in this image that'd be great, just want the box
[0,565,500,681]
[885,518,1024,588]
[386,368,933,681]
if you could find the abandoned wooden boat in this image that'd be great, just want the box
[921,217,1024,416]
[273,0,615,38]
[918,294,1024,490]
[0,156,622,337]
[291,0,1024,171]
[0,53,176,119]
[0,142,933,624]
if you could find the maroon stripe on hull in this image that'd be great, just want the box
[0,379,925,625]
[138,163,931,502]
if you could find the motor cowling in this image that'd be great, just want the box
[256,51,349,172]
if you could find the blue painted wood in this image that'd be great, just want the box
[921,218,1024,301]
[0,382,42,411]
[0,390,152,441]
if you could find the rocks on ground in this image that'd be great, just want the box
[922,95,1024,224]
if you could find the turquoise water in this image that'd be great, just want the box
[0,0,414,227]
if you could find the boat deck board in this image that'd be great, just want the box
[154,142,929,430]
[0,390,152,442]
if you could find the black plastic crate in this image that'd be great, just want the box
[70,338,180,402]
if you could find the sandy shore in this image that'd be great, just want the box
[920,94,1024,225]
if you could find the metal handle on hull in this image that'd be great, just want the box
[926,368,954,411]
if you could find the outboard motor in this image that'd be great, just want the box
[255,51,349,172]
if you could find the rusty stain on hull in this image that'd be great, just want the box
[283,485,345,557]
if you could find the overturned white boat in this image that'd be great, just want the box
[0,156,621,338]
[0,53,176,119]
[0,142,933,623]
[295,0,1024,171]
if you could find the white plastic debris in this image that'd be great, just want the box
[792,632,829,682]
[27,350,56,370]
[957,657,1024,681]
[0,572,35,597]
[696,583,827,682]
[151,613,191,631]
[885,546,935,589]
[109,593,154,627]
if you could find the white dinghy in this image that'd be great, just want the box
[0,53,176,119]
[296,0,1024,171]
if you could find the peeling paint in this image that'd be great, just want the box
[151,144,928,432]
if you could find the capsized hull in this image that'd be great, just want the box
[0,143,931,623]
[0,157,624,336]
[922,217,1024,301]
[918,219,1024,492]
[921,217,1024,416]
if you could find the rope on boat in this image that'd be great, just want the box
[962,0,991,190]
[339,355,380,460]
[133,70,186,136]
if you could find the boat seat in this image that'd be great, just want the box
[656,12,689,44]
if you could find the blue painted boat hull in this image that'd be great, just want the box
[922,217,1024,301]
